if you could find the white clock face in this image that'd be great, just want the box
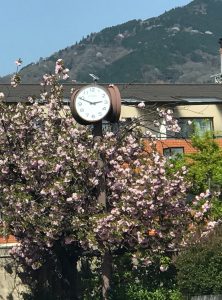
[75,85,111,122]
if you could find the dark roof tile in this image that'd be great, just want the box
[1,83,222,104]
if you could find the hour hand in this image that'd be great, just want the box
[92,101,102,104]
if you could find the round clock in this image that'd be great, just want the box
[70,85,111,125]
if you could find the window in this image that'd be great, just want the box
[102,120,112,133]
[89,118,133,135]
[179,118,213,138]
[167,118,213,139]
[101,118,133,134]
[163,147,184,157]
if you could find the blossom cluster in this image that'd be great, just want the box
[11,73,21,88]
[10,58,22,87]
[156,108,181,133]
[89,138,190,265]
[55,58,69,80]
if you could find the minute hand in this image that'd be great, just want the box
[79,96,95,104]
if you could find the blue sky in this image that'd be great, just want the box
[0,0,192,76]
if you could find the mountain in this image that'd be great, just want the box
[1,0,222,84]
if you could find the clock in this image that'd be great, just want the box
[70,85,111,125]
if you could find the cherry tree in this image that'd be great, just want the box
[0,60,214,299]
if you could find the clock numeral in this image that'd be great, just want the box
[86,113,89,117]
[78,102,82,106]
[80,108,84,112]
[98,112,102,116]
[92,114,95,119]
[102,94,105,98]
[103,107,107,111]
[90,87,95,92]
[103,100,108,104]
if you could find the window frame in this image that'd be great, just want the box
[167,117,214,139]
[163,147,184,157]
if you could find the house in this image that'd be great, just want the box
[1,83,222,155]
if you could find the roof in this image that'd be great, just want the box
[1,83,222,104]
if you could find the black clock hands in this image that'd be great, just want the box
[79,96,102,105]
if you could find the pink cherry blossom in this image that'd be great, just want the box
[0,92,4,100]
[137,101,145,108]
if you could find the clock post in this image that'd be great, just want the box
[93,119,111,300]
[92,121,106,208]
[70,82,121,300]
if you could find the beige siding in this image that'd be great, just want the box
[120,105,141,119]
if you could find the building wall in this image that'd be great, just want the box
[0,235,17,244]
[121,103,222,154]
[158,138,222,153]
[157,139,196,154]
[0,244,27,300]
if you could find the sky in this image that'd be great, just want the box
[0,0,192,76]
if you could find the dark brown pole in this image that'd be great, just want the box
[92,122,106,208]
[92,122,112,300]
[101,251,112,300]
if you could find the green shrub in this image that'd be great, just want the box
[111,286,183,300]
[109,254,183,300]
[175,225,222,296]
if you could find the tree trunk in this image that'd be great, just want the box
[28,253,79,300]
[101,251,112,300]
[56,249,80,300]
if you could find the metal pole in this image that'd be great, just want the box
[92,122,106,208]
[92,122,111,300]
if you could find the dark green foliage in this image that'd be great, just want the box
[189,52,204,63]
[113,255,174,289]
[111,287,183,300]
[175,225,222,297]
[92,20,140,46]
[78,253,183,300]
